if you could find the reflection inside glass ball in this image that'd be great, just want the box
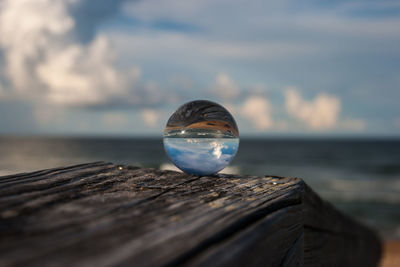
[163,100,239,176]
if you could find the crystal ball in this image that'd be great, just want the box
[163,100,239,176]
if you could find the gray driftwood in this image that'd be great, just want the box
[0,162,381,267]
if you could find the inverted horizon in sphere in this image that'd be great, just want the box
[163,100,239,176]
[164,138,239,176]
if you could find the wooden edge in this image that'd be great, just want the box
[303,183,382,267]
[166,182,305,266]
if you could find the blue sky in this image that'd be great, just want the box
[0,0,399,136]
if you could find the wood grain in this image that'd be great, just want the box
[0,162,381,267]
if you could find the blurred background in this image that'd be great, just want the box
[0,0,399,244]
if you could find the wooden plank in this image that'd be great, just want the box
[0,162,304,267]
[0,162,381,267]
[185,205,304,267]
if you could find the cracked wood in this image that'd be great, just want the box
[0,162,381,267]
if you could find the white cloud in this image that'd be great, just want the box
[285,87,341,130]
[36,35,136,106]
[141,109,159,127]
[0,0,161,108]
[210,73,240,100]
[241,95,273,130]
[0,0,75,93]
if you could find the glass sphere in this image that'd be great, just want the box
[163,100,239,176]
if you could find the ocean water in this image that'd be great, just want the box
[0,136,399,239]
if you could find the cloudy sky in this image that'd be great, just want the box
[0,0,399,137]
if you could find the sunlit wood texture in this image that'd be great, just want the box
[0,162,381,267]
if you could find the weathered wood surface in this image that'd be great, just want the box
[0,162,381,267]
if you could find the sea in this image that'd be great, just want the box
[1,136,399,239]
